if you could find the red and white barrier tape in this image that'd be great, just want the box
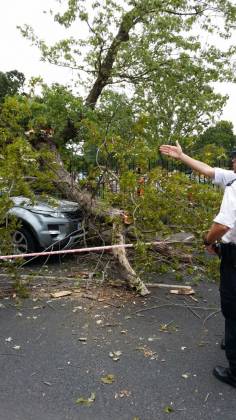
[0,241,165,260]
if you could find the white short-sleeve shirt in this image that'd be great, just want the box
[214,180,236,243]
[213,168,236,189]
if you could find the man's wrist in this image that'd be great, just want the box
[203,238,213,246]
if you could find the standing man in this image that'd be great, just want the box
[159,141,236,387]
[204,181,236,387]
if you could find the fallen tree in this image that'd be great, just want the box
[4,0,236,293]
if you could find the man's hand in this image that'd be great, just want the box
[205,244,218,255]
[159,141,183,159]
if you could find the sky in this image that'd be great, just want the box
[0,0,74,86]
[1,0,236,130]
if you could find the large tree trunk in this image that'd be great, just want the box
[46,141,150,296]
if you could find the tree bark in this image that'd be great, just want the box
[85,7,143,108]
[45,141,150,295]
[112,222,149,296]
[152,243,192,263]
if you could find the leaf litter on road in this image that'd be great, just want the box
[101,374,116,384]
[109,350,122,361]
[135,345,158,360]
[114,389,132,399]
[75,392,96,406]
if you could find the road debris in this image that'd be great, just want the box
[75,392,96,406]
[50,291,72,298]
[109,350,122,361]
[146,283,194,290]
[101,374,116,384]
[170,288,195,295]
[115,389,131,399]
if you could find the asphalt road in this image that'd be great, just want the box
[0,280,235,420]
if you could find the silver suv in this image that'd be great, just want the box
[7,195,84,254]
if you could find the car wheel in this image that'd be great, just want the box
[12,227,37,254]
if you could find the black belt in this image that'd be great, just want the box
[221,243,236,248]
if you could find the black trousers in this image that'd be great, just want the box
[220,243,236,373]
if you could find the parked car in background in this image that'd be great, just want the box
[6,195,84,255]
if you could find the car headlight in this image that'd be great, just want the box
[30,210,66,218]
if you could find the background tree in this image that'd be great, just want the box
[174,120,236,168]
[200,121,236,151]
[0,70,25,103]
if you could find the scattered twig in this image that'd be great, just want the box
[80,293,98,300]
[100,301,122,308]
[43,381,53,386]
[189,295,199,302]
[45,301,57,311]
[0,353,25,357]
[202,310,221,327]
[204,392,211,403]
[35,334,43,342]
[145,283,193,290]
[133,303,218,315]
[183,301,202,319]
[101,323,121,328]
[164,320,174,328]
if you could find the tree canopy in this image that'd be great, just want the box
[0,70,25,103]
[18,0,236,149]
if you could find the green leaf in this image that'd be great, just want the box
[75,392,96,406]
[164,405,174,413]
[101,374,116,384]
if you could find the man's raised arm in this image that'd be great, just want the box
[159,141,215,179]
